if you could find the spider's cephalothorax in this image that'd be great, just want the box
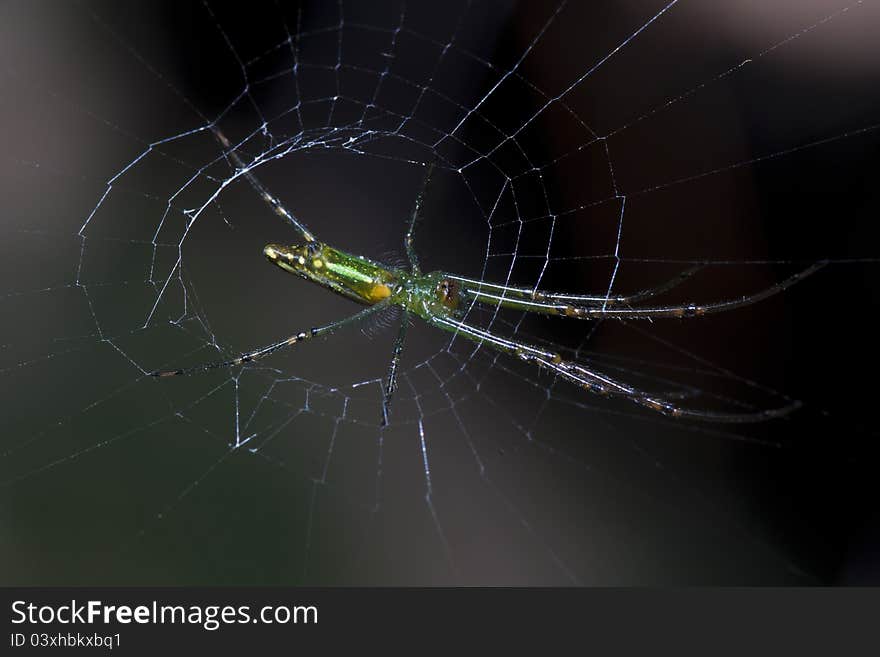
[435,277,460,310]
[398,271,463,322]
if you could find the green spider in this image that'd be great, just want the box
[152,127,822,425]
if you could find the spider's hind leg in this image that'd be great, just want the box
[149,301,390,378]
[210,125,316,243]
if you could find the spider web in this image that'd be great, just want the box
[1,0,879,585]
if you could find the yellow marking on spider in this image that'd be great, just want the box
[367,283,392,302]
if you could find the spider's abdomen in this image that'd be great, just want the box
[264,242,398,306]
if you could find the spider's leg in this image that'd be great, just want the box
[561,262,824,319]
[210,125,317,243]
[457,263,824,320]
[380,311,410,427]
[405,161,437,274]
[451,264,703,309]
[150,300,389,378]
[430,315,799,423]
[602,264,703,304]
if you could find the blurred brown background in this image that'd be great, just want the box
[0,0,878,585]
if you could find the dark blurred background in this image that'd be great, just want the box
[0,0,878,585]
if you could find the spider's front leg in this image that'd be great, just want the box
[453,262,824,320]
[428,314,799,423]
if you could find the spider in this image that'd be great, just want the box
[151,127,823,425]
